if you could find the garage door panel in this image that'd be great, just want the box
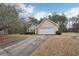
[38,28,55,34]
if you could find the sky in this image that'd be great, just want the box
[27,3,79,13]
[11,3,79,20]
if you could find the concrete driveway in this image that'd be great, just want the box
[0,35,48,56]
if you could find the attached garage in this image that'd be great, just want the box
[38,27,55,34]
[35,18,59,35]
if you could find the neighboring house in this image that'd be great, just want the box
[35,18,59,34]
[27,23,37,33]
[0,29,8,35]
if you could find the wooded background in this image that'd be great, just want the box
[0,3,79,34]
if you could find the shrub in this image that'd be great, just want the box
[20,32,35,34]
[56,31,62,35]
[24,32,35,34]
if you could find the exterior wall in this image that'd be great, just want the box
[0,29,8,35]
[38,20,58,31]
[36,20,59,34]
[0,30,4,35]
[28,24,36,32]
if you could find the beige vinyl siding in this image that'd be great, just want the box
[38,20,58,31]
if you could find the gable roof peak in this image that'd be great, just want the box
[37,18,59,28]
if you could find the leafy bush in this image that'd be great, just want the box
[56,31,62,35]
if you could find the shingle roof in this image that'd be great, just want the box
[26,21,37,28]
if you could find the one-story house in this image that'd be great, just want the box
[35,18,59,34]
[27,23,37,32]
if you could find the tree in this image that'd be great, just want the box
[0,3,26,34]
[48,13,68,32]
[28,17,38,24]
[72,23,79,32]
[70,15,79,32]
[25,17,38,32]
[48,13,60,23]
[58,14,68,32]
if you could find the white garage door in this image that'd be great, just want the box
[38,28,55,34]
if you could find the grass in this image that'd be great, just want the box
[32,33,79,56]
[0,34,34,48]
[0,34,30,42]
